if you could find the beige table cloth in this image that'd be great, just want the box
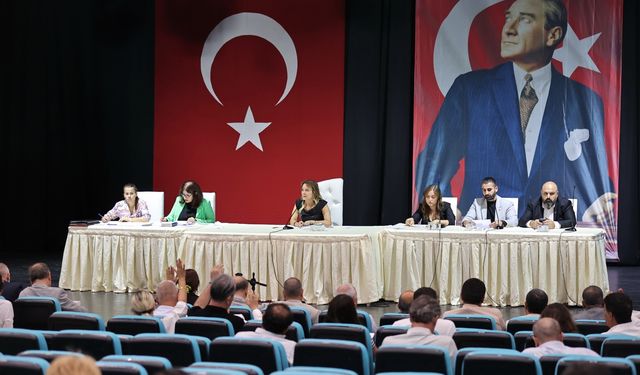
[380,226,609,306]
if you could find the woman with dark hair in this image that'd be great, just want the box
[185,269,200,305]
[162,180,215,223]
[541,303,578,333]
[101,183,150,222]
[405,184,455,226]
[326,294,359,324]
[289,180,332,227]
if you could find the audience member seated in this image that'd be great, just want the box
[0,262,28,302]
[335,283,377,331]
[603,291,640,336]
[540,303,578,333]
[19,262,87,312]
[381,295,458,362]
[326,294,360,325]
[188,266,245,333]
[131,290,158,315]
[392,287,456,336]
[522,317,599,357]
[519,288,548,318]
[279,277,320,324]
[232,274,262,320]
[443,278,505,330]
[185,269,200,305]
[47,355,101,375]
[0,278,13,327]
[573,285,605,320]
[153,259,188,333]
[235,303,296,364]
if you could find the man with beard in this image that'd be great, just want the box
[462,177,518,229]
[519,181,576,229]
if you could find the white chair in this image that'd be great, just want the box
[137,191,164,222]
[202,192,216,214]
[318,178,343,226]
[442,197,458,223]
[569,198,578,219]
[503,197,519,217]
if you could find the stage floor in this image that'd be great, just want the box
[2,253,637,324]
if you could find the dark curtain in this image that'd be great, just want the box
[343,0,415,226]
[1,1,155,254]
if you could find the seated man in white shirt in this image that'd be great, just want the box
[235,303,296,364]
[443,278,506,330]
[232,274,262,320]
[523,317,599,357]
[278,277,320,324]
[393,287,456,336]
[382,295,458,362]
[153,259,188,334]
[462,177,518,229]
[603,292,640,336]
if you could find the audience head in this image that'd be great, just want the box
[47,355,101,375]
[185,269,200,295]
[532,317,563,346]
[234,275,250,297]
[525,288,548,314]
[283,277,304,300]
[28,262,52,285]
[335,283,358,306]
[582,285,604,308]
[414,287,438,300]
[210,273,236,307]
[156,280,179,306]
[409,295,441,327]
[540,303,577,333]
[604,291,633,327]
[398,290,414,313]
[300,180,322,203]
[327,294,359,324]
[130,290,156,315]
[262,303,293,335]
[0,263,10,282]
[460,278,486,305]
[179,180,204,208]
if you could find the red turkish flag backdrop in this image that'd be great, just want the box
[154,1,344,224]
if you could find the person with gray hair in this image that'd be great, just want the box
[381,296,458,361]
[573,285,605,320]
[523,317,599,357]
[152,259,188,333]
[393,287,456,336]
[232,275,262,320]
[278,277,320,324]
[0,262,27,302]
[188,265,245,332]
[19,262,87,312]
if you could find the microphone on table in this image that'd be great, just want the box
[494,201,504,229]
[565,185,577,231]
[283,204,299,230]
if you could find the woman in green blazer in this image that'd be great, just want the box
[162,180,215,223]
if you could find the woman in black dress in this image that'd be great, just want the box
[289,180,332,227]
[405,184,455,227]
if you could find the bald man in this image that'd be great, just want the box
[523,318,599,357]
[518,181,576,229]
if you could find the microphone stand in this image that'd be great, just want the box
[565,185,577,231]
[248,272,267,292]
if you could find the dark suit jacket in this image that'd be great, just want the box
[411,201,456,224]
[518,197,577,228]
[2,281,28,302]
[415,62,612,221]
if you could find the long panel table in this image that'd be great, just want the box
[60,223,385,304]
[380,226,609,306]
[60,223,608,306]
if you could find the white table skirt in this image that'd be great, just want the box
[380,226,609,306]
[60,223,384,304]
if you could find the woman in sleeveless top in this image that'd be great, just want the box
[289,180,332,227]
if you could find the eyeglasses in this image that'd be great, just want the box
[182,192,193,198]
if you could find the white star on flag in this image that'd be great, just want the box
[553,24,601,78]
[227,106,271,151]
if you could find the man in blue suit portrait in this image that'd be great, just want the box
[415,0,614,226]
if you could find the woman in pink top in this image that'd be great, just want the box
[101,183,150,222]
